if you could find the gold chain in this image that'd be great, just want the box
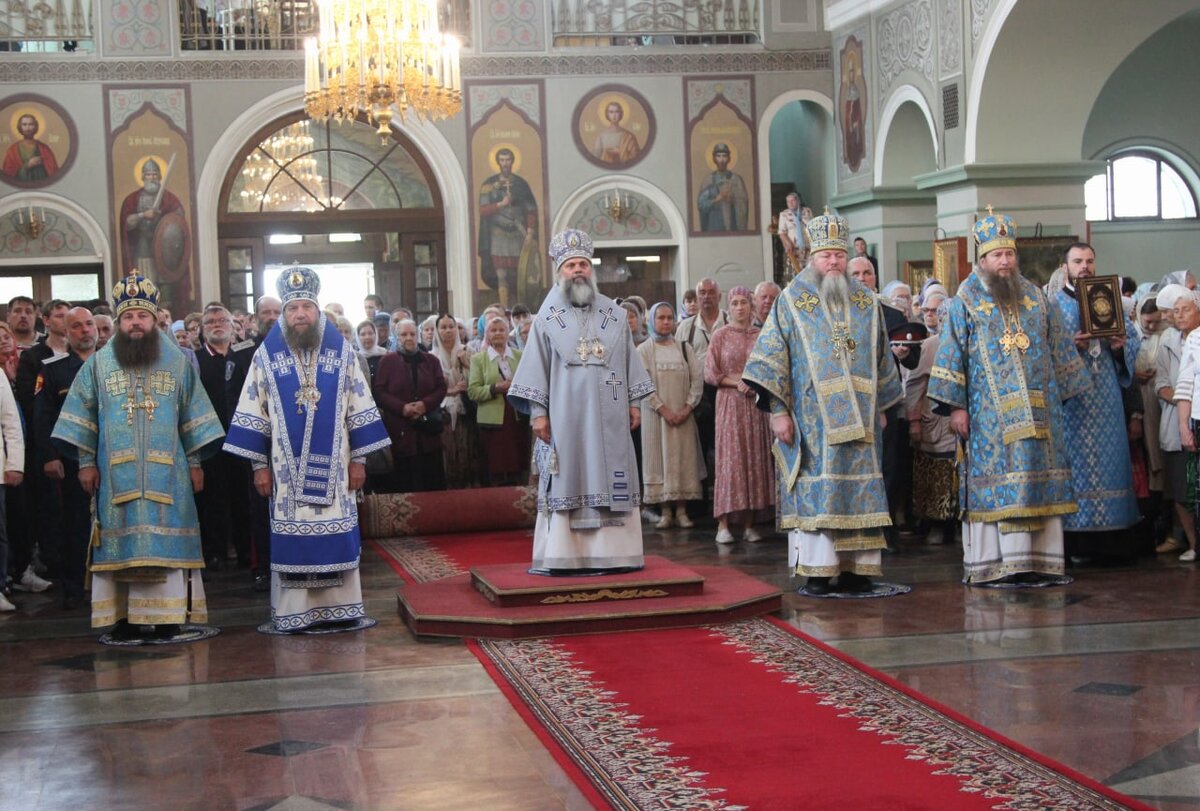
[998,306,1030,355]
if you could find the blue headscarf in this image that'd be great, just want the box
[648,301,675,342]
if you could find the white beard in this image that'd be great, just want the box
[819,270,850,313]
[560,275,598,307]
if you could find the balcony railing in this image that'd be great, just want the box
[179,0,470,53]
[553,0,760,47]
[0,0,93,53]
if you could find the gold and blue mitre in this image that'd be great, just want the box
[806,208,849,254]
[112,271,159,317]
[548,228,593,272]
[974,206,1017,256]
[277,266,321,305]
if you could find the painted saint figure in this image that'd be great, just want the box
[478,147,540,307]
[696,143,749,232]
[592,101,641,165]
[2,113,58,182]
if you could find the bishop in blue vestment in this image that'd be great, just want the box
[52,273,225,638]
[743,211,903,595]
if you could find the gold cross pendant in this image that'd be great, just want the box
[576,337,591,362]
[999,329,1015,355]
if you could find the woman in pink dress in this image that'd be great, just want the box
[704,286,775,543]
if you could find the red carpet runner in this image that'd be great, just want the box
[372,532,1149,810]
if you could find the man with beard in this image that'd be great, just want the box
[253,295,282,347]
[35,307,97,609]
[697,143,749,232]
[478,147,539,307]
[52,274,224,641]
[195,304,254,571]
[224,268,390,632]
[928,210,1091,586]
[7,295,39,350]
[1052,242,1142,563]
[743,211,902,595]
[509,229,655,574]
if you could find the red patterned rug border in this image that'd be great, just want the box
[757,615,1152,811]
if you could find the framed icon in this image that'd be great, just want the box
[1078,275,1124,338]
[572,84,655,171]
[0,94,77,188]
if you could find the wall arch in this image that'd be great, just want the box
[196,86,471,316]
[874,85,938,187]
[553,174,687,287]
[757,89,834,279]
[0,191,110,269]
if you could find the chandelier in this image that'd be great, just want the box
[304,0,462,139]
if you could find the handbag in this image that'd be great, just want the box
[413,408,446,435]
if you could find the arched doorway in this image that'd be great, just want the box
[217,112,447,328]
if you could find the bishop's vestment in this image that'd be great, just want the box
[743,273,903,577]
[224,320,390,631]
[509,285,655,572]
[929,272,1091,582]
[52,337,225,628]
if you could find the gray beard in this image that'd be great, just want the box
[112,328,161,368]
[560,274,598,308]
[979,267,1023,309]
[819,270,850,313]
[284,320,320,351]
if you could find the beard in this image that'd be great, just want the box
[559,274,599,307]
[284,319,320,351]
[819,269,850,313]
[978,266,1023,308]
[112,327,161,368]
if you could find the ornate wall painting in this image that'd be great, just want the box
[572,84,656,171]
[838,35,868,176]
[684,77,757,237]
[0,94,77,188]
[467,80,550,314]
[105,86,200,313]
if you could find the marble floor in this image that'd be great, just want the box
[1,524,1198,810]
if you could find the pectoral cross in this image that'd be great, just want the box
[604,371,624,401]
[831,322,857,359]
[999,329,1017,355]
[576,336,592,362]
[123,394,159,424]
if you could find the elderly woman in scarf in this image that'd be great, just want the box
[882,280,913,317]
[468,315,528,486]
[636,301,706,529]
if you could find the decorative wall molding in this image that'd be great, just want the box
[970,0,991,43]
[938,0,962,79]
[685,77,754,122]
[877,0,934,89]
[0,50,832,83]
[102,0,171,57]
[107,86,187,131]
[467,83,542,128]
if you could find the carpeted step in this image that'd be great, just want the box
[470,556,705,607]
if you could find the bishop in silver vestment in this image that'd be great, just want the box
[509,229,655,574]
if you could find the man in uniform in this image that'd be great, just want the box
[743,210,903,595]
[34,307,97,609]
[224,268,390,632]
[928,210,1091,585]
[509,229,655,574]
[52,274,225,640]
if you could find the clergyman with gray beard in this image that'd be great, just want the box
[743,210,903,597]
[926,208,1090,588]
[509,228,655,575]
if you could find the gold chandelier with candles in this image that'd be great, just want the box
[304,0,462,138]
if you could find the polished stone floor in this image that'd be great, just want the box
[1,524,1197,810]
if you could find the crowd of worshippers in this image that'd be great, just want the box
[1,209,1196,626]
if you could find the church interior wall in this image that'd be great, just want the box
[767,101,833,211]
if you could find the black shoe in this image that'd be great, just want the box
[837,572,874,593]
[152,624,181,639]
[109,619,141,642]
[804,576,833,595]
[253,573,270,593]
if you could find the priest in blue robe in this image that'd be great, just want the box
[743,211,903,595]
[509,229,655,574]
[928,210,1092,585]
[1053,242,1142,560]
[224,267,391,632]
[52,273,225,640]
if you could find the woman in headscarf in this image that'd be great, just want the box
[1161,270,1197,291]
[881,280,913,316]
[431,312,477,489]
[356,320,388,383]
[637,302,705,529]
[468,316,528,486]
[704,285,775,543]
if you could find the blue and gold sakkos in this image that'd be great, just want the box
[51,336,225,570]
[742,273,902,531]
[928,271,1089,523]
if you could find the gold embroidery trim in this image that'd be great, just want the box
[541,588,669,604]
[930,366,966,386]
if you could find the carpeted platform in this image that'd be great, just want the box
[361,487,536,538]
[473,618,1152,810]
